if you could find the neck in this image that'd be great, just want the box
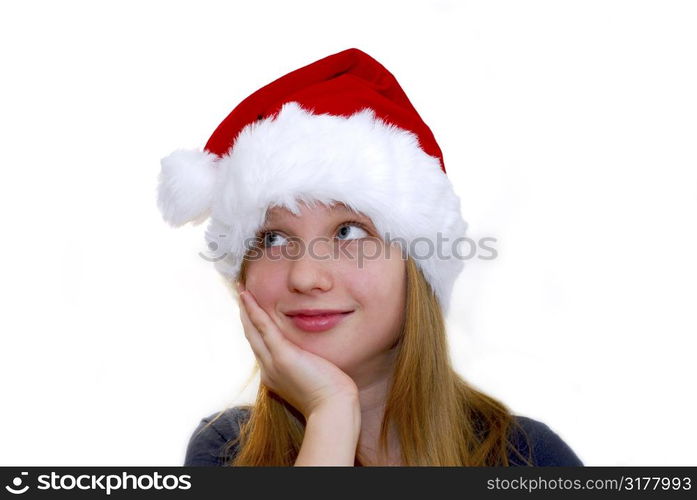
[349,348,402,465]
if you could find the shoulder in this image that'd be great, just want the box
[184,406,252,466]
[507,415,584,466]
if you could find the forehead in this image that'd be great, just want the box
[264,202,369,224]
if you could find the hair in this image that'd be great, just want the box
[207,243,534,466]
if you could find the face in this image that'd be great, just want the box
[244,201,407,381]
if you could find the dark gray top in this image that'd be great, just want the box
[184,406,584,466]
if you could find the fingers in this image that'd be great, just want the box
[238,289,289,358]
[236,289,272,368]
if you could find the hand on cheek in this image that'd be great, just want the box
[235,282,359,418]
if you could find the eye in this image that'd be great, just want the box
[261,231,287,248]
[258,221,370,248]
[336,222,369,241]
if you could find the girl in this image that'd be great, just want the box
[157,48,583,467]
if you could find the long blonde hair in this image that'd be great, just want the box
[211,251,533,466]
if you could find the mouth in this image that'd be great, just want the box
[285,311,354,333]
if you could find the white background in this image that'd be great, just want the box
[1,0,695,466]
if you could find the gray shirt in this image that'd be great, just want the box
[184,406,584,466]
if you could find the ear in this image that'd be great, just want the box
[157,149,221,227]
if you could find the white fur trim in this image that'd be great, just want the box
[157,149,220,227]
[195,101,468,315]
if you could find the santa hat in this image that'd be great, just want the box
[157,48,468,314]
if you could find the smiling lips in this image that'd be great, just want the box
[285,309,354,332]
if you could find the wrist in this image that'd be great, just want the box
[309,395,361,437]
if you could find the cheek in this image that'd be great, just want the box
[343,260,406,336]
[244,264,282,310]
[347,255,405,307]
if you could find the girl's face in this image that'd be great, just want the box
[244,202,406,380]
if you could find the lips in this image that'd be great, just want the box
[285,310,354,332]
[285,309,352,316]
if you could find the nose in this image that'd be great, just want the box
[287,237,334,294]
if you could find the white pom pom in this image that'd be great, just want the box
[157,149,220,227]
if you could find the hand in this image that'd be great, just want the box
[236,283,359,418]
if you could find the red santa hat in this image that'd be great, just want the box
[157,48,468,314]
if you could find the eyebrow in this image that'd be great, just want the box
[261,209,375,232]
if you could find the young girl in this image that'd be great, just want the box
[157,48,583,467]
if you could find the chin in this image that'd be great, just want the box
[291,335,356,367]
